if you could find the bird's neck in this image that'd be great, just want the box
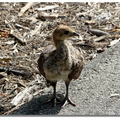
[53,38,62,48]
[54,40,70,59]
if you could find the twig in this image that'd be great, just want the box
[37,12,66,20]
[15,23,30,30]
[31,22,43,36]
[18,2,34,17]
[4,16,26,45]
[0,57,12,62]
[0,66,32,77]
[108,38,120,47]
[9,33,26,46]
[93,35,109,42]
[35,5,59,11]
[3,105,21,115]
[89,29,109,36]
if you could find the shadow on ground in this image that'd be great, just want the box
[11,94,64,115]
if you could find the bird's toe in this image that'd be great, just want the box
[45,96,62,107]
[61,98,76,107]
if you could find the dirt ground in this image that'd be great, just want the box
[0,2,120,115]
[11,36,120,115]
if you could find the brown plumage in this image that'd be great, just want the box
[38,24,84,106]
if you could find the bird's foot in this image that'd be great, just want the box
[45,96,62,107]
[61,98,76,107]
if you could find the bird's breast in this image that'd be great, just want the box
[43,41,80,82]
[43,49,72,81]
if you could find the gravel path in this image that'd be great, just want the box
[11,41,120,115]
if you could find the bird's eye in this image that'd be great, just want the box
[64,30,69,35]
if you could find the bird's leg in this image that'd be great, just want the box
[62,81,76,107]
[46,82,61,106]
[45,82,57,106]
[52,81,57,106]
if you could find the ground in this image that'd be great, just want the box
[11,40,120,115]
[0,2,120,115]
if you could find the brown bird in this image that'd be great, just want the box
[37,24,84,107]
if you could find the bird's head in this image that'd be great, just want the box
[52,24,79,46]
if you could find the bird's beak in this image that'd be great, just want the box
[71,32,79,37]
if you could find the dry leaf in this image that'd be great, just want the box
[0,30,10,37]
[0,57,11,62]
[110,93,120,98]
[112,29,120,32]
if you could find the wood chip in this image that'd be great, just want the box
[89,29,109,36]
[18,2,34,17]
[0,57,11,62]
[0,30,10,37]
[31,22,43,36]
[4,18,26,46]
[84,20,96,24]
[35,5,59,11]
[37,13,66,20]
[110,93,120,98]
[4,41,15,45]
[15,23,30,30]
[11,85,38,106]
[9,29,26,46]
[108,38,120,47]
[112,29,120,32]
[0,66,32,77]
[93,35,109,42]
[0,72,7,79]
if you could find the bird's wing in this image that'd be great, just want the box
[68,61,83,80]
[37,44,55,77]
[37,52,46,77]
[68,47,84,80]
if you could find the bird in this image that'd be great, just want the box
[37,24,84,107]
